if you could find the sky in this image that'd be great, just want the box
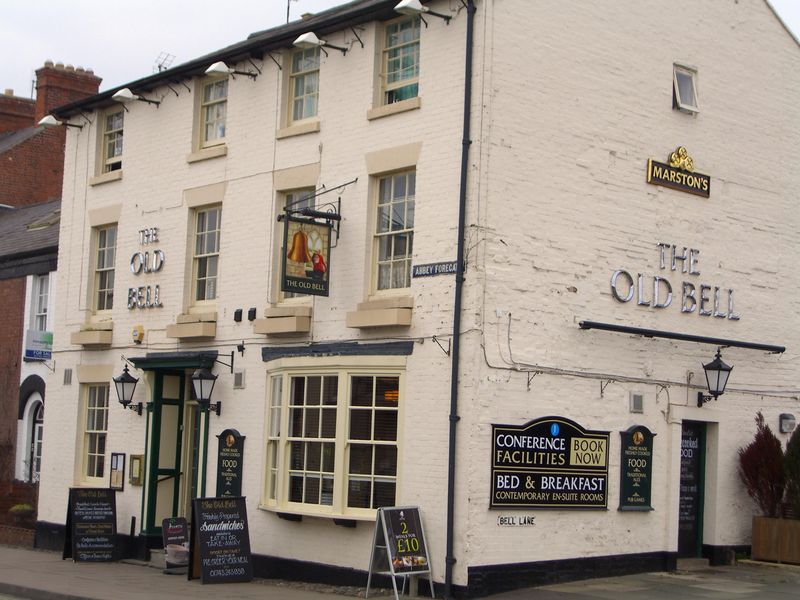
[0,0,799,98]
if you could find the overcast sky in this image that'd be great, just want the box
[1,0,798,98]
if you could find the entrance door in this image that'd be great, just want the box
[145,373,185,534]
[678,421,706,557]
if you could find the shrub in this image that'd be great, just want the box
[738,411,785,517]
[785,426,800,517]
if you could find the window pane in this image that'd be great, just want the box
[290,441,304,469]
[349,444,372,475]
[676,71,695,106]
[306,442,321,471]
[304,476,320,504]
[375,445,397,476]
[304,408,320,437]
[373,480,396,508]
[290,408,304,436]
[347,478,371,509]
[375,411,398,441]
[349,409,372,440]
[306,377,321,405]
[321,409,336,438]
[289,475,303,502]
[351,376,373,406]
[376,377,399,407]
[322,376,337,405]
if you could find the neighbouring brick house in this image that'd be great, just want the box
[35,1,799,596]
[0,63,101,487]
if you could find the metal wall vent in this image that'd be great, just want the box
[233,370,245,389]
[629,392,643,413]
[63,368,73,385]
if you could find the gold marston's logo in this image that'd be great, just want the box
[647,146,710,198]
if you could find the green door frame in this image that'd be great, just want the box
[679,421,706,558]
[144,371,185,536]
[130,351,218,539]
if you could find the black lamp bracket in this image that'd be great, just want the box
[432,335,451,356]
[214,351,235,374]
[350,27,365,48]
[697,392,718,408]
[125,402,144,416]
[279,177,356,247]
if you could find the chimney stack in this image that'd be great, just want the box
[34,60,102,122]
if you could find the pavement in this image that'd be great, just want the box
[1,545,800,600]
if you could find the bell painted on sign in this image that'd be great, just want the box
[287,229,310,263]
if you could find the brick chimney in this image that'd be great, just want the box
[34,60,102,122]
[0,89,36,134]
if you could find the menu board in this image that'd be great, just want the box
[491,416,610,508]
[63,488,116,562]
[367,506,434,600]
[189,497,252,584]
[162,517,189,568]
[215,429,245,497]
[619,425,656,511]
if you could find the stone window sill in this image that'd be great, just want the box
[253,306,312,335]
[186,144,228,164]
[71,322,114,346]
[276,119,321,139]
[89,170,123,186]
[346,295,413,328]
[366,97,421,121]
[166,312,217,339]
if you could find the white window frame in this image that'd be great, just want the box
[93,224,117,313]
[279,188,316,302]
[673,63,698,114]
[380,15,421,106]
[80,384,109,485]
[261,356,404,520]
[30,274,49,331]
[101,109,124,172]
[200,78,228,147]
[373,170,415,293]
[192,205,222,304]
[288,48,320,124]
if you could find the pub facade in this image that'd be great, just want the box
[37,0,800,596]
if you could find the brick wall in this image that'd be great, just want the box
[0,62,101,207]
[0,279,24,481]
[0,92,35,134]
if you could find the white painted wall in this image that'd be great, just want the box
[38,0,800,591]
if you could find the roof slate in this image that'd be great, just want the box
[0,199,60,259]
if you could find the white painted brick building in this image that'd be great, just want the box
[37,0,799,596]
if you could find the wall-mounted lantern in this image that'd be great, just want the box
[192,368,222,416]
[113,364,142,416]
[697,348,733,407]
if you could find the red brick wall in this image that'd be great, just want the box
[0,128,66,206]
[0,94,35,134]
[0,279,24,481]
[0,62,101,207]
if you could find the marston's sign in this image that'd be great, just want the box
[491,416,610,509]
[646,146,710,198]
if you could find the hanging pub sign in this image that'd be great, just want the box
[619,425,656,511]
[281,215,332,297]
[63,488,117,562]
[366,506,434,600]
[189,496,253,584]
[216,429,245,497]
[646,146,710,198]
[491,416,610,509]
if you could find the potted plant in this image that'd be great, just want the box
[8,503,35,529]
[739,412,800,563]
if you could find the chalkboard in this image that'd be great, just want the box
[188,497,253,584]
[367,506,433,600]
[62,488,117,562]
[215,429,245,497]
